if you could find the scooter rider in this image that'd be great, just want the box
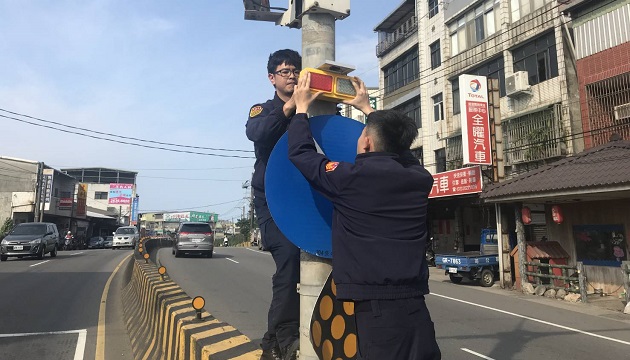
[64,231,74,250]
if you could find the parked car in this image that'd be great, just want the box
[87,236,105,249]
[0,222,60,261]
[112,226,139,250]
[103,236,113,248]
[172,222,214,258]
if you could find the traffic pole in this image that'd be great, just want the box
[299,12,335,360]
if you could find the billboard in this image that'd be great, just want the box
[108,183,133,205]
[164,212,190,222]
[429,166,483,199]
[76,184,87,217]
[131,197,139,225]
[459,74,492,165]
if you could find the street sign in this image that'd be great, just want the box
[266,115,364,258]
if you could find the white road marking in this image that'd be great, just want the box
[29,260,50,267]
[0,329,87,360]
[462,348,495,359]
[245,248,271,255]
[70,252,84,256]
[226,258,239,264]
[431,293,630,346]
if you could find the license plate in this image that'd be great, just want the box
[191,238,203,243]
[448,267,458,274]
[13,245,23,251]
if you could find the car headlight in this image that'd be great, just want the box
[1,239,7,245]
[30,238,42,245]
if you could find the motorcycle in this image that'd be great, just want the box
[425,237,435,267]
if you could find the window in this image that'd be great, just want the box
[95,191,108,200]
[432,93,444,121]
[384,47,419,94]
[452,80,460,115]
[449,0,500,55]
[511,0,547,22]
[428,0,439,18]
[435,148,447,173]
[430,41,441,69]
[513,32,558,86]
[394,96,422,128]
[411,147,424,165]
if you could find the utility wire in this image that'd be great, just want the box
[0,114,256,159]
[0,108,253,153]
[140,198,243,212]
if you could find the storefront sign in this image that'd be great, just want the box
[76,184,87,217]
[429,166,483,198]
[58,198,73,209]
[164,212,190,222]
[108,183,133,205]
[459,74,492,165]
[130,197,139,225]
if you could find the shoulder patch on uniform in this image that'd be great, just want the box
[249,105,263,118]
[325,161,339,173]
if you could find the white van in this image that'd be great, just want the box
[112,226,139,249]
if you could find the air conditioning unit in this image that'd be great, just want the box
[505,71,531,97]
[614,103,630,121]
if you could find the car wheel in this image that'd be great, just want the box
[50,245,57,258]
[0,255,7,262]
[207,252,213,258]
[479,269,495,287]
[172,248,175,255]
[174,250,181,258]
[37,245,45,260]
[449,274,463,284]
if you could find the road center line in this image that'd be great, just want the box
[431,292,630,346]
[29,260,50,267]
[462,348,495,359]
[226,258,239,264]
[70,252,84,256]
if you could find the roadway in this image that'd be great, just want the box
[0,248,134,360]
[158,245,630,360]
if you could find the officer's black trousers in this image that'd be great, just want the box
[260,218,300,350]
[354,296,441,360]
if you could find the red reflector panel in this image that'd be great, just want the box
[336,78,356,96]
[310,73,333,92]
[179,232,190,236]
[203,232,213,236]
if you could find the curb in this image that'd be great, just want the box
[123,238,261,359]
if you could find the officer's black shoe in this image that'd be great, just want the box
[281,339,299,360]
[260,345,282,360]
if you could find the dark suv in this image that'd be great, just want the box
[0,222,60,261]
[172,222,214,258]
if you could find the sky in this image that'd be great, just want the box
[0,0,400,220]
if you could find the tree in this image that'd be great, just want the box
[236,217,251,242]
[0,218,14,241]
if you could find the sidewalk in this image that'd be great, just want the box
[428,266,629,316]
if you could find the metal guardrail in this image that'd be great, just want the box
[524,261,587,303]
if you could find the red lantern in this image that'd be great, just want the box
[522,206,532,225]
[551,205,563,224]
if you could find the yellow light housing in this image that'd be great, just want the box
[301,68,357,103]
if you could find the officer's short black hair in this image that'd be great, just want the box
[267,49,302,74]
[366,110,418,154]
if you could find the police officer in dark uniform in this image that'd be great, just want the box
[288,73,441,360]
[245,49,301,360]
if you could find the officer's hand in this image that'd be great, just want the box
[283,97,297,118]
[343,77,374,116]
[294,72,323,114]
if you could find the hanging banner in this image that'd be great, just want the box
[429,166,483,198]
[131,197,139,225]
[460,74,492,165]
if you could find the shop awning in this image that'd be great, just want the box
[86,211,116,219]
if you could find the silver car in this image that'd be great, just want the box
[172,222,214,258]
[112,226,139,249]
[1,222,60,261]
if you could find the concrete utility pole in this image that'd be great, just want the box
[299,13,336,360]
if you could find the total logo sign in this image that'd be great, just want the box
[470,79,482,92]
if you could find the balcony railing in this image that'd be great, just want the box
[503,104,567,165]
[376,17,418,57]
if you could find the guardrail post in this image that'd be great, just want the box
[622,261,630,304]
[577,262,587,303]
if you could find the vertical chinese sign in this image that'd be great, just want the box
[459,74,492,165]
[108,183,133,205]
[40,169,54,211]
[76,184,87,217]
[131,197,139,225]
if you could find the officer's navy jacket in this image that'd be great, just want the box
[288,113,434,300]
[246,93,291,223]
